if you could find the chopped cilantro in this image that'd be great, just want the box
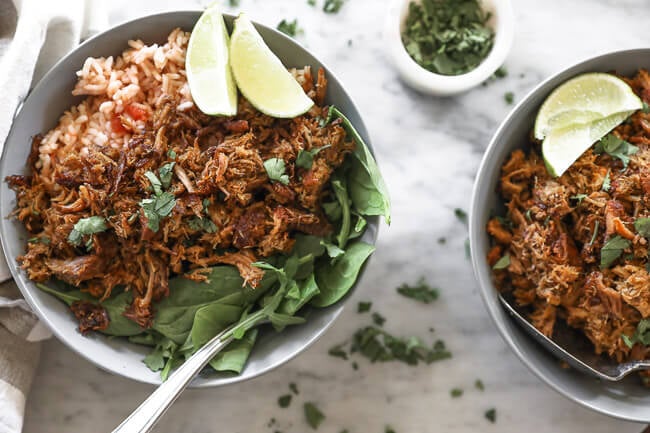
[635,217,650,237]
[602,169,611,192]
[475,379,485,391]
[600,235,630,268]
[358,301,372,313]
[323,0,344,13]
[187,217,217,233]
[277,19,301,37]
[351,361,358,370]
[158,162,175,189]
[396,278,439,303]
[304,402,325,430]
[594,134,638,168]
[385,427,396,433]
[485,408,497,423]
[454,208,467,223]
[263,158,290,185]
[296,145,331,170]
[278,394,292,408]
[492,254,510,270]
[494,66,507,78]
[351,326,451,365]
[308,0,316,5]
[328,343,348,360]
[588,220,600,246]
[504,92,514,104]
[372,312,386,326]
[28,236,50,245]
[571,193,587,204]
[140,192,176,232]
[68,216,107,248]
[289,382,299,395]
[622,319,650,348]
[401,0,494,75]
[450,388,463,398]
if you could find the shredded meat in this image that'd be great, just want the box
[8,68,355,331]
[70,300,109,334]
[488,70,650,383]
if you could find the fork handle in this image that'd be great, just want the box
[111,327,235,433]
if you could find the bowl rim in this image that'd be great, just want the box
[383,0,515,95]
[0,9,380,388]
[470,47,650,422]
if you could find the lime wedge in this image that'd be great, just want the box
[229,13,314,118]
[186,4,238,116]
[534,73,642,140]
[542,110,633,177]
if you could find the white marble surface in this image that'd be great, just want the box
[21,0,650,432]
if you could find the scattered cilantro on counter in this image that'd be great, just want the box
[358,301,372,313]
[304,402,325,429]
[396,278,439,303]
[450,388,463,398]
[328,343,349,360]
[454,208,468,223]
[278,394,292,408]
[277,19,302,37]
[372,312,386,326]
[323,0,345,13]
[475,379,485,391]
[485,408,497,423]
[504,92,514,104]
[290,382,299,395]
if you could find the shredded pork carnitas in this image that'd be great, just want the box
[488,70,650,384]
[7,68,354,329]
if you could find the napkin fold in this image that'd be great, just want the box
[0,1,106,431]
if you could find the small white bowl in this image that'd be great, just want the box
[384,0,515,96]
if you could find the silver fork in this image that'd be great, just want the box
[499,294,650,381]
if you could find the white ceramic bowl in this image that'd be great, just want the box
[0,11,379,387]
[470,49,650,422]
[384,0,515,96]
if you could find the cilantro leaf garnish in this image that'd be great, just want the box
[158,162,175,189]
[357,301,372,313]
[187,217,217,233]
[571,193,588,204]
[492,254,510,270]
[602,169,611,192]
[450,388,463,398]
[588,220,600,246]
[304,402,325,429]
[504,92,514,104]
[621,319,650,348]
[635,217,650,237]
[454,208,467,224]
[396,278,439,303]
[28,236,50,245]
[263,158,290,185]
[594,134,639,168]
[372,312,386,326]
[68,216,108,248]
[323,0,344,13]
[485,408,497,423]
[328,343,348,360]
[144,171,163,196]
[296,145,331,170]
[278,394,292,408]
[277,19,301,37]
[600,235,630,268]
[140,192,176,232]
[475,379,485,391]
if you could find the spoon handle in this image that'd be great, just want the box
[111,326,235,433]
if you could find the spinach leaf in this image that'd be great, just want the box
[348,214,367,240]
[278,274,320,316]
[331,108,391,223]
[152,266,262,344]
[321,239,345,258]
[36,283,142,336]
[322,200,342,222]
[311,241,375,307]
[190,303,244,347]
[209,329,258,373]
[332,176,351,248]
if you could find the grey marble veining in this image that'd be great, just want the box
[20,0,650,432]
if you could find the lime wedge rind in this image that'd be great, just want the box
[186,4,238,116]
[542,110,633,178]
[534,72,642,140]
[229,13,314,119]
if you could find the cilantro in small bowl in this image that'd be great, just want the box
[384,0,514,95]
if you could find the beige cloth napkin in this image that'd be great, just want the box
[0,1,106,431]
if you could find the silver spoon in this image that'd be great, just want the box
[499,294,650,381]
[111,322,240,433]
